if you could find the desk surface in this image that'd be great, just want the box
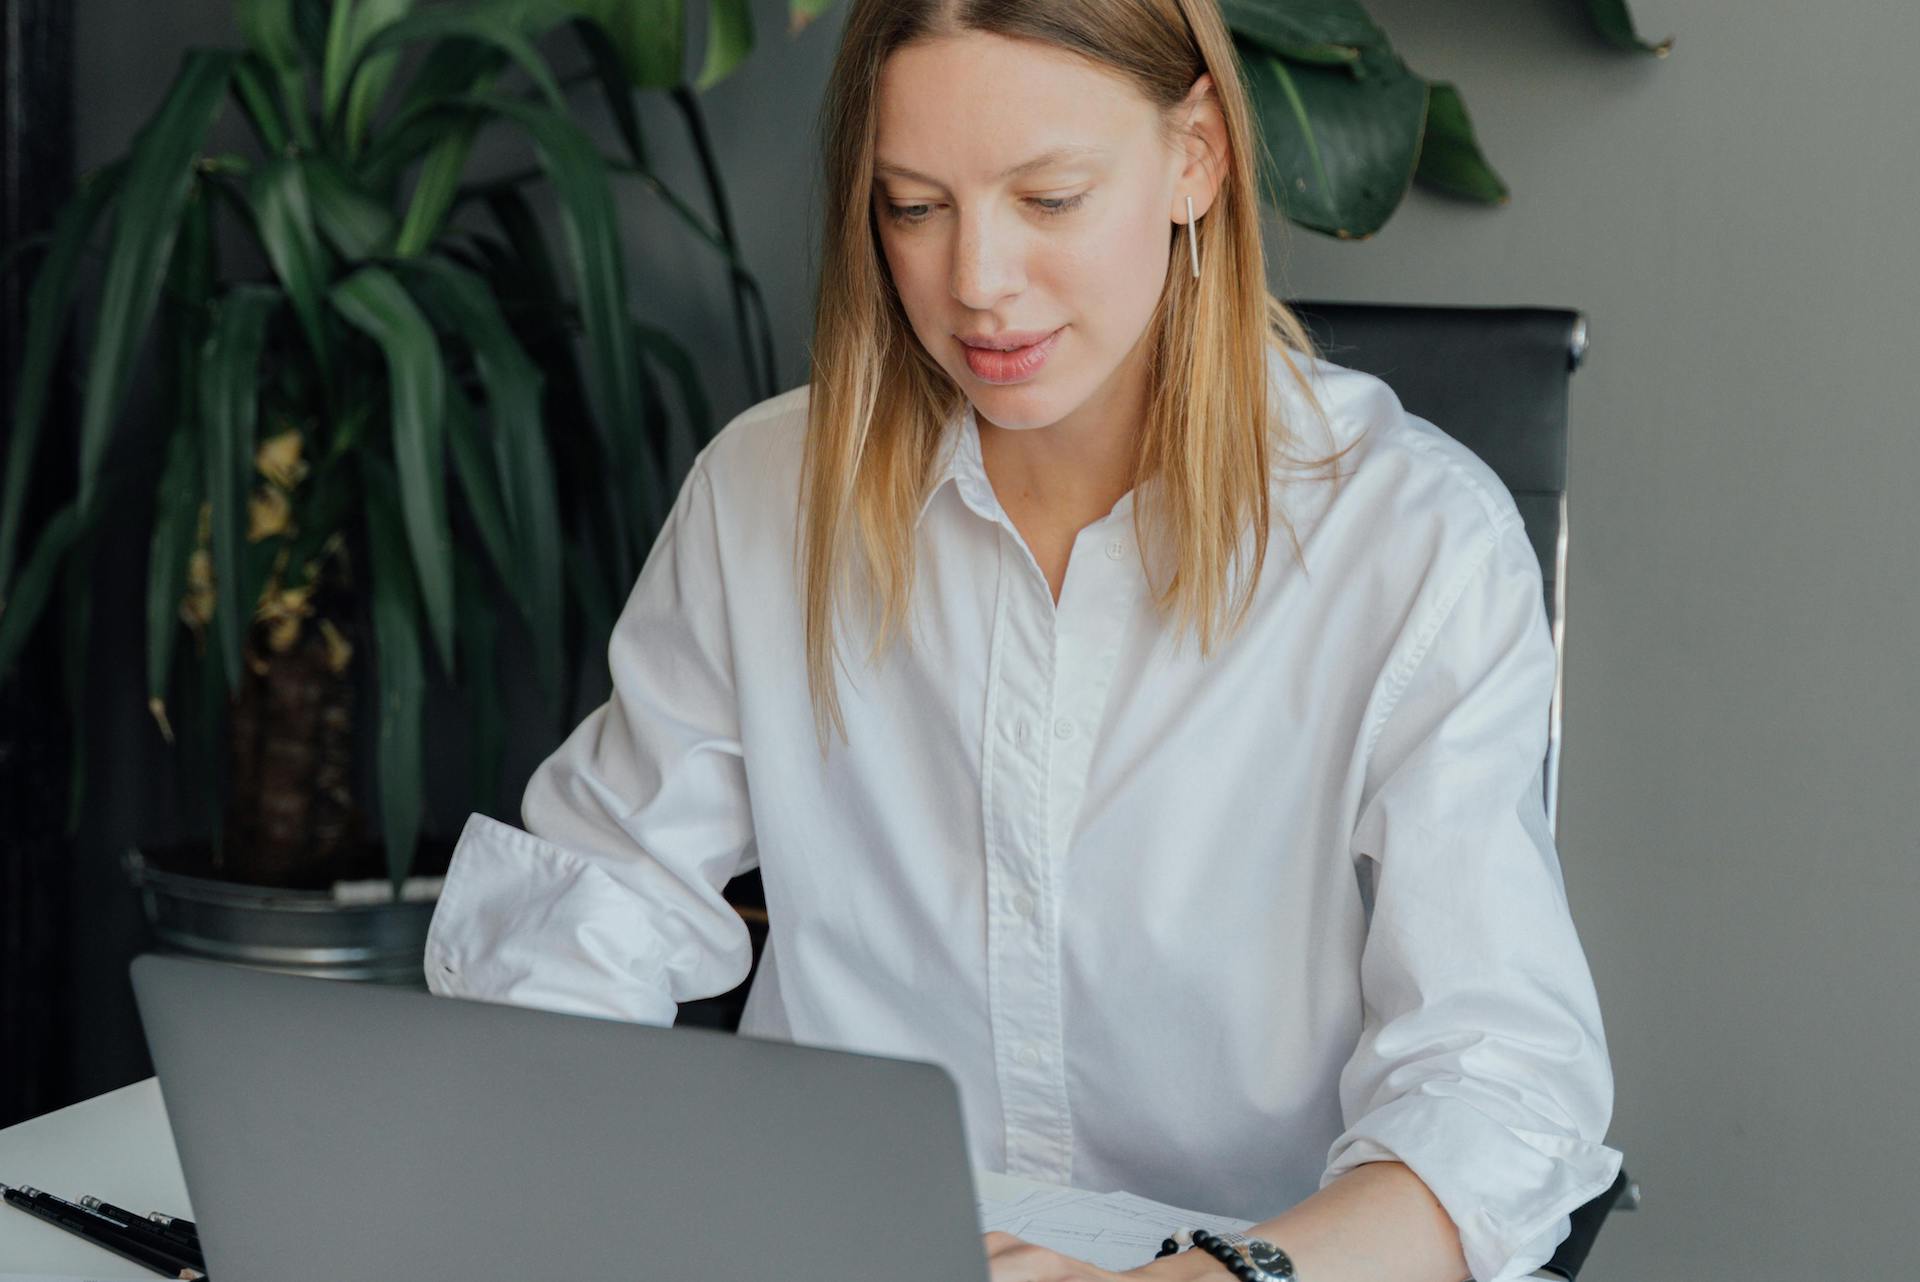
[0,1078,196,1276]
[0,1077,1066,1278]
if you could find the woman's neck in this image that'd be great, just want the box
[974,353,1148,533]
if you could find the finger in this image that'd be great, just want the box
[982,1236,1095,1282]
[985,1230,1048,1258]
[983,1234,1045,1272]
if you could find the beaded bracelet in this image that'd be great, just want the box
[1154,1227,1263,1282]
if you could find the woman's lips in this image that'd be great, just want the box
[960,327,1063,385]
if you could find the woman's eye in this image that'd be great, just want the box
[1029,193,1089,217]
[881,193,1090,225]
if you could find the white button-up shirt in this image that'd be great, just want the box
[424,346,1623,1282]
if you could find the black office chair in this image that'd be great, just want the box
[1287,300,1634,1280]
[691,301,1636,1277]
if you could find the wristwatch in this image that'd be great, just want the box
[1213,1230,1297,1282]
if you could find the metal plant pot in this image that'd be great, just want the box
[124,848,439,987]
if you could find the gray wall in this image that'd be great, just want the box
[1268,3,1919,1278]
[68,0,1917,1278]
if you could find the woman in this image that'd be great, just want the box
[424,1,1623,1279]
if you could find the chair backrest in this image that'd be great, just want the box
[1285,301,1586,836]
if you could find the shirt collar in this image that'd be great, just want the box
[915,399,1141,529]
[916,399,998,527]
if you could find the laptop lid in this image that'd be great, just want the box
[129,952,988,1282]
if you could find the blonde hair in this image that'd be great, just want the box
[799,0,1357,749]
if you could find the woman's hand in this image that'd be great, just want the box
[982,1231,1230,1282]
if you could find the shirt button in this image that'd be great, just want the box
[1053,718,1075,740]
[1011,892,1035,918]
[1016,1045,1040,1068]
[1105,539,1126,560]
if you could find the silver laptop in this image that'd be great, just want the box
[129,951,987,1282]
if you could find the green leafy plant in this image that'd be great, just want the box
[0,0,779,893]
[1224,0,1671,237]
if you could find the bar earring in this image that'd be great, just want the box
[1185,194,1200,278]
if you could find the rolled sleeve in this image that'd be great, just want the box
[1325,516,1623,1282]
[424,457,756,1025]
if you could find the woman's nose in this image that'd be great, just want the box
[949,211,1025,309]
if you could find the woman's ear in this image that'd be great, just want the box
[1173,73,1229,223]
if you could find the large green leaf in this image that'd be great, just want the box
[292,0,333,68]
[481,187,566,330]
[329,265,456,675]
[0,159,126,609]
[440,386,515,592]
[1218,0,1383,65]
[394,116,482,257]
[388,30,510,128]
[230,52,292,154]
[324,0,415,149]
[0,502,83,680]
[1581,0,1672,55]
[481,182,636,615]
[234,0,317,147]
[356,1,570,111]
[693,0,753,91]
[360,451,427,890]
[236,0,305,77]
[375,0,580,177]
[397,254,564,710]
[356,101,477,194]
[248,154,337,385]
[454,92,654,543]
[200,285,283,692]
[570,0,684,90]
[76,49,233,518]
[303,152,398,259]
[568,14,650,169]
[1414,81,1509,204]
[1239,38,1428,238]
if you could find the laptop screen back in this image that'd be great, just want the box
[130,952,987,1282]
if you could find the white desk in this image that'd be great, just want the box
[0,1077,1070,1278]
[0,1079,196,1276]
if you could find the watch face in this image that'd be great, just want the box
[1246,1240,1294,1277]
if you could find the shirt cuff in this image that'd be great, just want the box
[424,812,684,1027]
[1320,1089,1625,1282]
